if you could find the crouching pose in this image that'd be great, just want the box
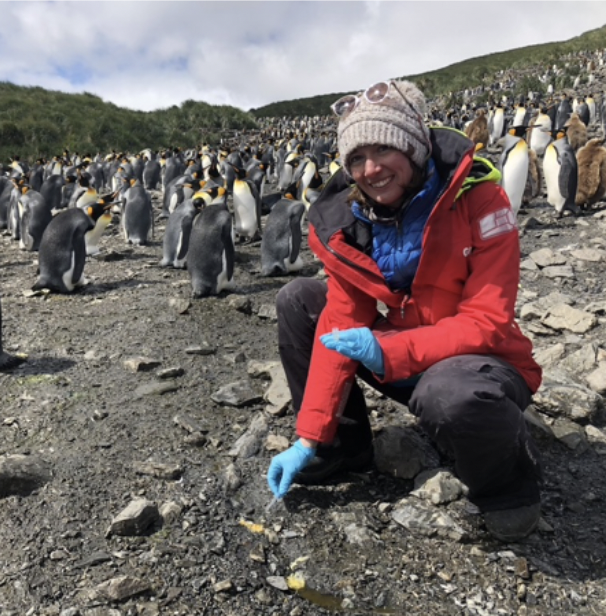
[267,80,543,542]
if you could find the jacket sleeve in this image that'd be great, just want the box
[378,183,521,381]
[295,265,378,444]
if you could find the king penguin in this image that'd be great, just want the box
[122,178,153,245]
[489,104,505,146]
[17,185,52,251]
[33,199,113,293]
[543,130,579,218]
[232,165,262,241]
[260,194,306,277]
[160,196,205,269]
[186,202,235,298]
[499,126,529,217]
[528,107,552,156]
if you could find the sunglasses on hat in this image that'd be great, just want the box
[331,80,412,118]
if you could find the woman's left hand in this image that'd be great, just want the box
[320,327,384,375]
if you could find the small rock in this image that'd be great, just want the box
[541,304,597,334]
[123,357,162,372]
[89,575,151,602]
[265,434,289,452]
[529,247,567,268]
[541,265,575,279]
[551,419,589,452]
[266,576,289,591]
[570,247,605,262]
[168,298,191,314]
[109,498,160,536]
[157,366,185,379]
[173,414,209,434]
[257,304,277,321]
[185,344,216,356]
[134,381,180,398]
[159,501,182,525]
[391,499,467,542]
[228,433,262,459]
[411,469,467,505]
[533,343,565,368]
[227,295,252,314]
[586,363,606,395]
[211,380,262,407]
[515,557,530,579]
[213,579,233,593]
[223,463,242,492]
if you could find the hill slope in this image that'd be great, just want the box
[251,24,606,117]
[0,84,257,162]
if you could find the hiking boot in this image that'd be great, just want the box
[294,444,373,485]
[483,503,541,542]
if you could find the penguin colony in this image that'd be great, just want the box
[1,46,606,363]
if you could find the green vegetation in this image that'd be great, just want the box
[0,83,258,162]
[251,24,606,118]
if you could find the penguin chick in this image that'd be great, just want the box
[575,138,606,208]
[565,113,588,153]
[464,109,489,149]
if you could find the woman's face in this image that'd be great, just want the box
[349,145,414,207]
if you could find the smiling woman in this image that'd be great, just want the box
[267,78,544,544]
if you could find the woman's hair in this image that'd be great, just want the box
[346,158,425,210]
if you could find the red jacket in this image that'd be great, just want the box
[296,128,542,444]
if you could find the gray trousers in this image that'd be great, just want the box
[276,278,542,512]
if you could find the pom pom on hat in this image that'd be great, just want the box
[337,80,432,174]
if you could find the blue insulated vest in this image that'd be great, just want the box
[352,159,443,292]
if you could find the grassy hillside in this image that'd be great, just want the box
[0,83,258,162]
[251,24,606,117]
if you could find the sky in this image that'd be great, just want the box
[1,1,606,113]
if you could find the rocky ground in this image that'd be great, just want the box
[1,160,606,616]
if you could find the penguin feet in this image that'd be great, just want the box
[0,352,26,372]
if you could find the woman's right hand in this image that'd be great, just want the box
[267,439,317,498]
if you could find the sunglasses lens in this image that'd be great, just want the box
[365,81,390,103]
[332,95,358,117]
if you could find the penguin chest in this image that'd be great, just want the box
[232,181,258,237]
[502,141,529,213]
[85,214,111,254]
[543,146,565,208]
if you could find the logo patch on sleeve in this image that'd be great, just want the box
[478,207,517,240]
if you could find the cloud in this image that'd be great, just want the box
[1,1,605,112]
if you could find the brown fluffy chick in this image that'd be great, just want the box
[575,137,606,207]
[523,149,542,204]
[565,113,588,152]
[465,109,489,149]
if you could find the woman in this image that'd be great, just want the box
[267,80,543,542]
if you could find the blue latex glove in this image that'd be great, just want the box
[267,439,316,498]
[320,327,384,375]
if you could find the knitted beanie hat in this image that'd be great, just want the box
[337,80,432,174]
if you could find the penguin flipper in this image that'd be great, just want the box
[221,219,235,281]
[176,214,195,261]
[288,203,304,265]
